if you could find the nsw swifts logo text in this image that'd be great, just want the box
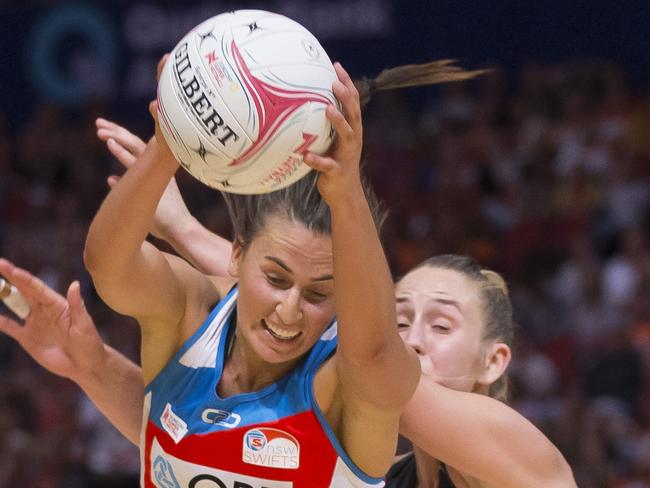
[242,428,300,469]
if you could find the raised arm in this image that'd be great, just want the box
[96,117,231,277]
[85,59,225,387]
[307,63,419,407]
[305,63,420,473]
[0,258,143,444]
[400,378,577,488]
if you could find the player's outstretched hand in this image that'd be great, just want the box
[96,117,146,186]
[0,258,105,381]
[304,62,363,206]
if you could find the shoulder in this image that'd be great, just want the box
[174,267,235,343]
[167,255,235,307]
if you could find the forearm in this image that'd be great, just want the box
[165,216,232,276]
[401,380,576,487]
[85,139,178,278]
[311,62,419,408]
[331,190,395,355]
[330,188,419,406]
[74,345,144,445]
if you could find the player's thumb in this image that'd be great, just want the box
[67,281,87,318]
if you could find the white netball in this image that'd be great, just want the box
[156,10,338,194]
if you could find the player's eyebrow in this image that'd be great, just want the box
[264,256,333,282]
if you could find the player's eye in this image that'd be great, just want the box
[265,274,289,288]
[430,323,450,333]
[304,290,328,304]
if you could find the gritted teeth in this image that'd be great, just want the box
[264,320,301,340]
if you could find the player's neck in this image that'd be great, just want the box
[218,331,298,396]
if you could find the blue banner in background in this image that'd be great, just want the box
[3,1,392,110]
[1,0,649,127]
[27,5,118,105]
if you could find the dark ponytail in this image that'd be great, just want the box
[354,60,490,107]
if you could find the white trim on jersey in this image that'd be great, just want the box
[179,292,238,369]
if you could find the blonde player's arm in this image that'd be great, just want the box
[77,344,144,445]
[305,63,420,477]
[400,378,577,488]
[97,117,232,277]
[153,215,231,278]
[0,259,144,445]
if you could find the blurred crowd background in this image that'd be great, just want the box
[1,1,650,487]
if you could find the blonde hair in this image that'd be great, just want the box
[480,270,509,297]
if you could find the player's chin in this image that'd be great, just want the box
[253,328,308,364]
[256,346,306,366]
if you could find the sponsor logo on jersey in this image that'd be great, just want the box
[242,428,300,470]
[152,455,181,488]
[160,403,188,444]
[245,429,267,451]
[149,438,293,487]
[201,408,242,428]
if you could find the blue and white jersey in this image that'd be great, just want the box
[141,287,385,488]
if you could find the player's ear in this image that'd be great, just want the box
[477,342,511,387]
[228,238,245,278]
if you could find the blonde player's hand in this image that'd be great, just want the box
[0,258,106,382]
[96,117,193,243]
[96,117,146,165]
[304,62,363,207]
[96,117,146,186]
